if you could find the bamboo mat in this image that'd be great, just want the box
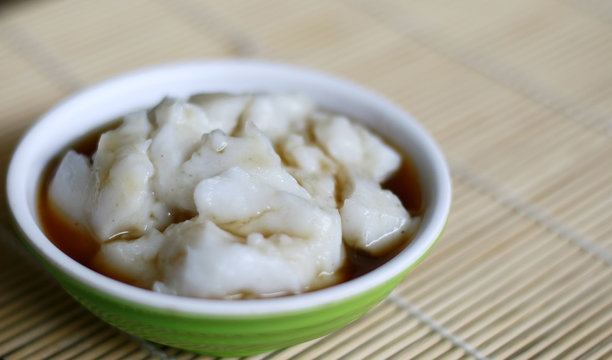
[1,0,611,359]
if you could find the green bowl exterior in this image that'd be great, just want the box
[15,218,445,357]
[56,269,401,356]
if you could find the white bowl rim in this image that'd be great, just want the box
[6,59,451,316]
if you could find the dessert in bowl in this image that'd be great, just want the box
[6,60,451,356]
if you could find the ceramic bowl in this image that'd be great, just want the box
[6,60,451,357]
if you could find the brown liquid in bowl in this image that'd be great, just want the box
[38,124,424,295]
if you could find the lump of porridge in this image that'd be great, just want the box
[48,92,418,298]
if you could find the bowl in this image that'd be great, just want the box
[6,60,451,357]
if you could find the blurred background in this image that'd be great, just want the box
[1,0,611,359]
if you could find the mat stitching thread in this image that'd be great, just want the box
[346,0,612,137]
[387,295,491,360]
[451,162,612,265]
[129,336,176,360]
[156,0,259,57]
[0,24,82,92]
[563,0,612,24]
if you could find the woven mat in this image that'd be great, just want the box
[1,0,611,359]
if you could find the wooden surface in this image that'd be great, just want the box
[1,0,611,359]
